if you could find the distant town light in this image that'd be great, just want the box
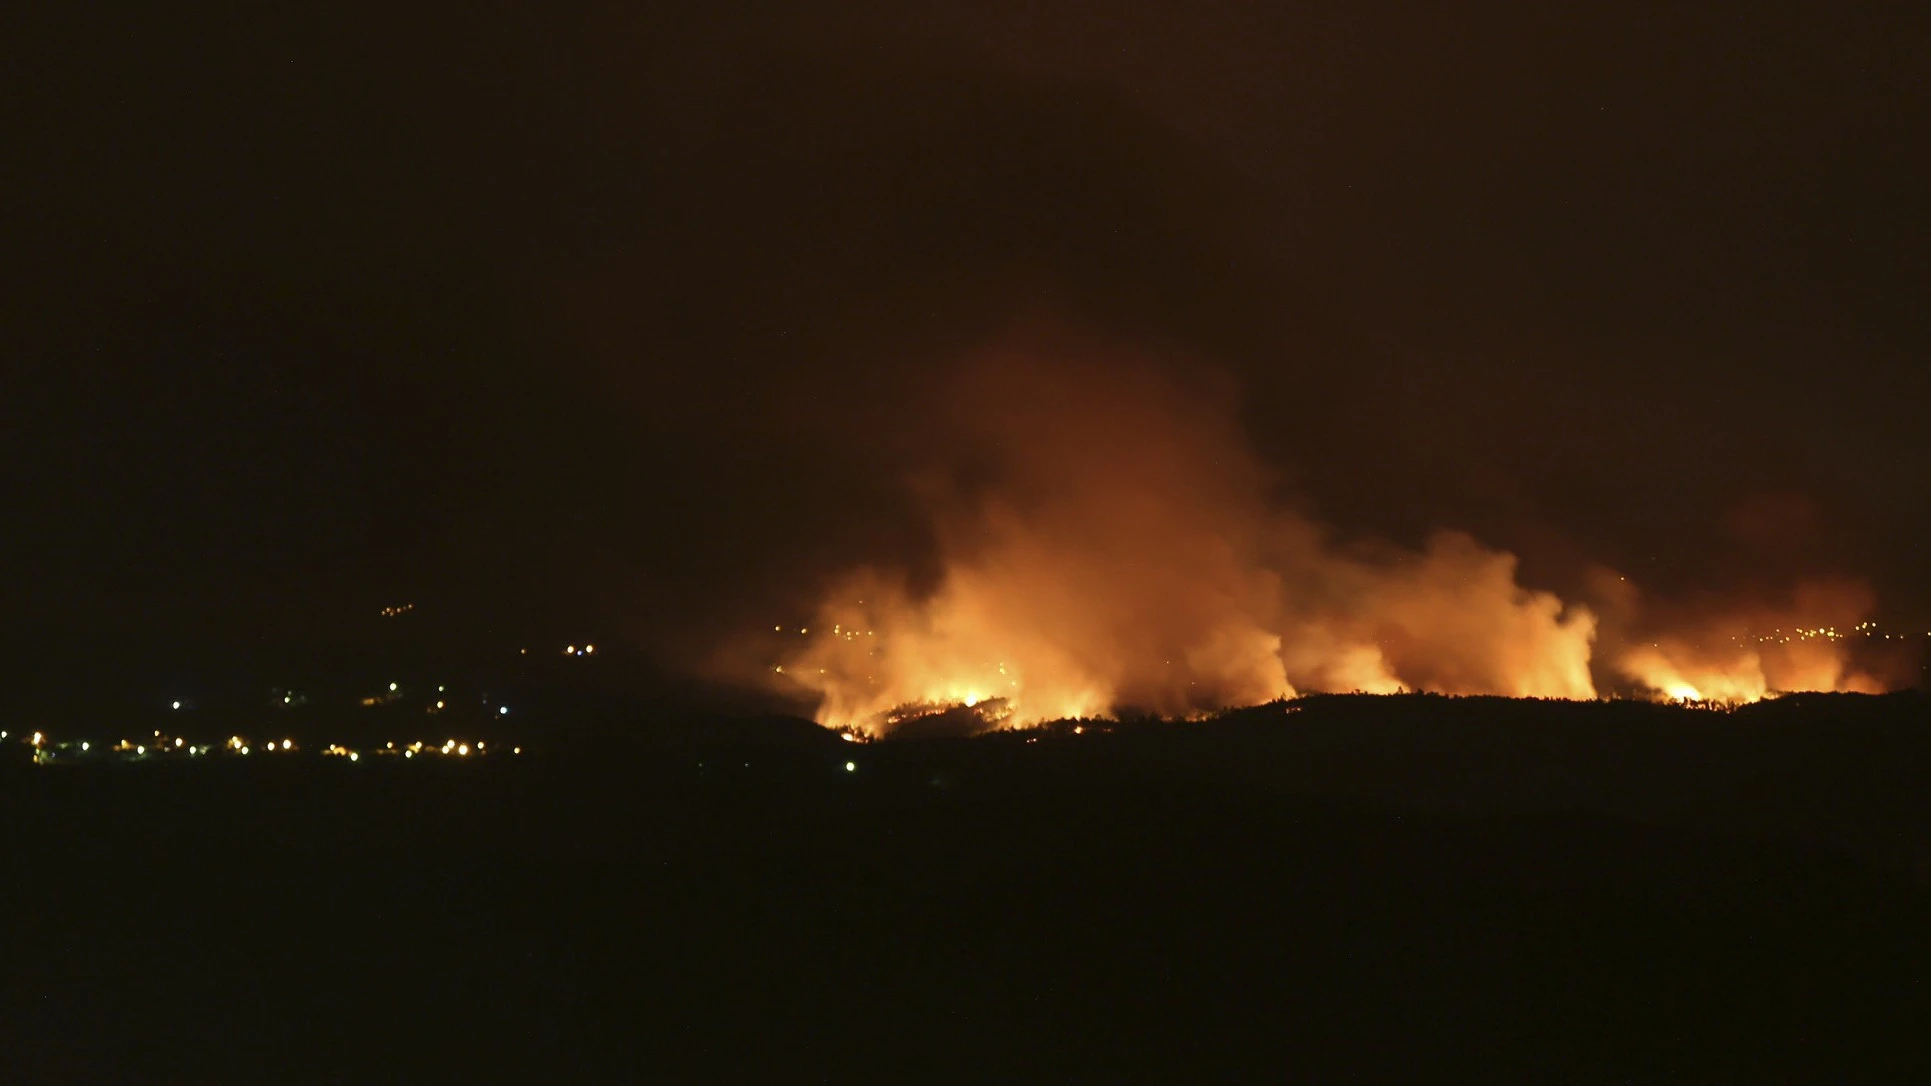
[171,701,181,710]
[404,749,414,758]
[845,761,856,772]
[498,706,509,716]
[349,752,359,762]
[282,740,292,750]
[584,644,595,654]
[457,744,470,756]
[389,682,398,692]
[80,742,89,751]
[176,737,185,747]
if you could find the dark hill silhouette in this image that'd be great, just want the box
[7,691,1931,1081]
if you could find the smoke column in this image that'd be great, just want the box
[734,328,1910,734]
[772,336,1634,733]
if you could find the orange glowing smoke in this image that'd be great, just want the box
[777,343,1614,735]
[791,353,1292,731]
[1603,577,1890,702]
[764,340,1900,734]
[1270,524,1597,701]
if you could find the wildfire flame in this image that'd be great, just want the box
[758,341,1908,735]
[1600,573,1892,705]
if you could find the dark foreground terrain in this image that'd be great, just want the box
[7,693,1931,1082]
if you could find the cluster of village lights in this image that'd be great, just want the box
[17,729,520,764]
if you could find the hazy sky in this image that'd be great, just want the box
[10,2,1927,679]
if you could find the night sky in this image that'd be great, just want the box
[10,3,1928,692]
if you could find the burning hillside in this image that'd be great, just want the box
[753,338,1910,735]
